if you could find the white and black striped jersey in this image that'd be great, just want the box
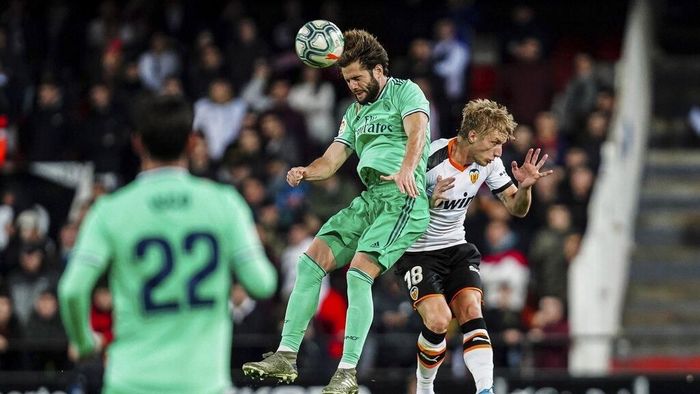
[407,138,513,252]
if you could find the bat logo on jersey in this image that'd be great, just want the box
[469,169,480,184]
[410,286,419,301]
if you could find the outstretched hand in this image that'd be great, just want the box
[512,148,554,188]
[380,169,419,198]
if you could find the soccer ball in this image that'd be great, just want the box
[295,20,344,68]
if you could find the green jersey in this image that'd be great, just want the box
[334,77,431,187]
[58,168,277,394]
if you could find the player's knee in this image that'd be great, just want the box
[465,298,483,321]
[423,310,452,334]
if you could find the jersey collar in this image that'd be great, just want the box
[137,166,189,179]
[447,138,468,172]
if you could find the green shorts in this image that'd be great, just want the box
[317,180,430,272]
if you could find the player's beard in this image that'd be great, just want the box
[356,74,381,105]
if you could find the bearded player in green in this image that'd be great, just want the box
[58,96,278,394]
[243,29,431,394]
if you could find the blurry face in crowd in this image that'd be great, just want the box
[209,81,232,103]
[20,249,43,273]
[464,130,507,166]
[90,84,111,109]
[341,61,382,105]
[410,38,432,61]
[547,204,572,231]
[93,287,113,312]
[35,292,58,319]
[38,84,60,107]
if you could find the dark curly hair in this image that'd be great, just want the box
[337,29,389,75]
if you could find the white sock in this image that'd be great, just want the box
[462,327,494,392]
[277,344,295,353]
[338,361,355,369]
[416,333,446,394]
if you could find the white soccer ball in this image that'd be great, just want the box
[295,20,344,68]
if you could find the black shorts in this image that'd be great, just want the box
[395,243,482,307]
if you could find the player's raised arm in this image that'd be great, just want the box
[498,147,554,217]
[286,141,353,186]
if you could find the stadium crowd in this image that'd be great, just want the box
[0,0,621,381]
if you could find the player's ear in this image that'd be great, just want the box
[468,130,477,143]
[372,64,383,79]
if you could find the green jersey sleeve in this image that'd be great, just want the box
[332,114,355,150]
[58,200,112,356]
[224,187,278,299]
[396,80,430,120]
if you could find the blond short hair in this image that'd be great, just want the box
[458,99,517,141]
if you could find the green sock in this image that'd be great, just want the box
[280,253,326,352]
[340,268,375,366]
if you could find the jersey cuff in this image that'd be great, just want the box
[333,138,354,149]
[491,181,513,196]
[402,108,430,120]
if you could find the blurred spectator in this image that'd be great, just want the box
[288,67,336,148]
[556,53,599,136]
[533,112,564,165]
[192,78,247,161]
[501,5,548,63]
[483,284,525,369]
[20,79,75,162]
[2,207,55,277]
[79,82,130,179]
[188,132,216,179]
[0,292,23,370]
[496,37,553,126]
[576,110,609,172]
[480,220,529,312]
[561,166,595,232]
[187,43,225,100]
[270,0,304,71]
[24,289,68,371]
[259,112,302,166]
[226,18,268,91]
[528,296,569,370]
[137,32,180,92]
[7,243,56,326]
[432,19,470,104]
[528,204,573,301]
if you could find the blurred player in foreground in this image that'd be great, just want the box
[395,99,553,394]
[243,29,431,394]
[58,96,277,394]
